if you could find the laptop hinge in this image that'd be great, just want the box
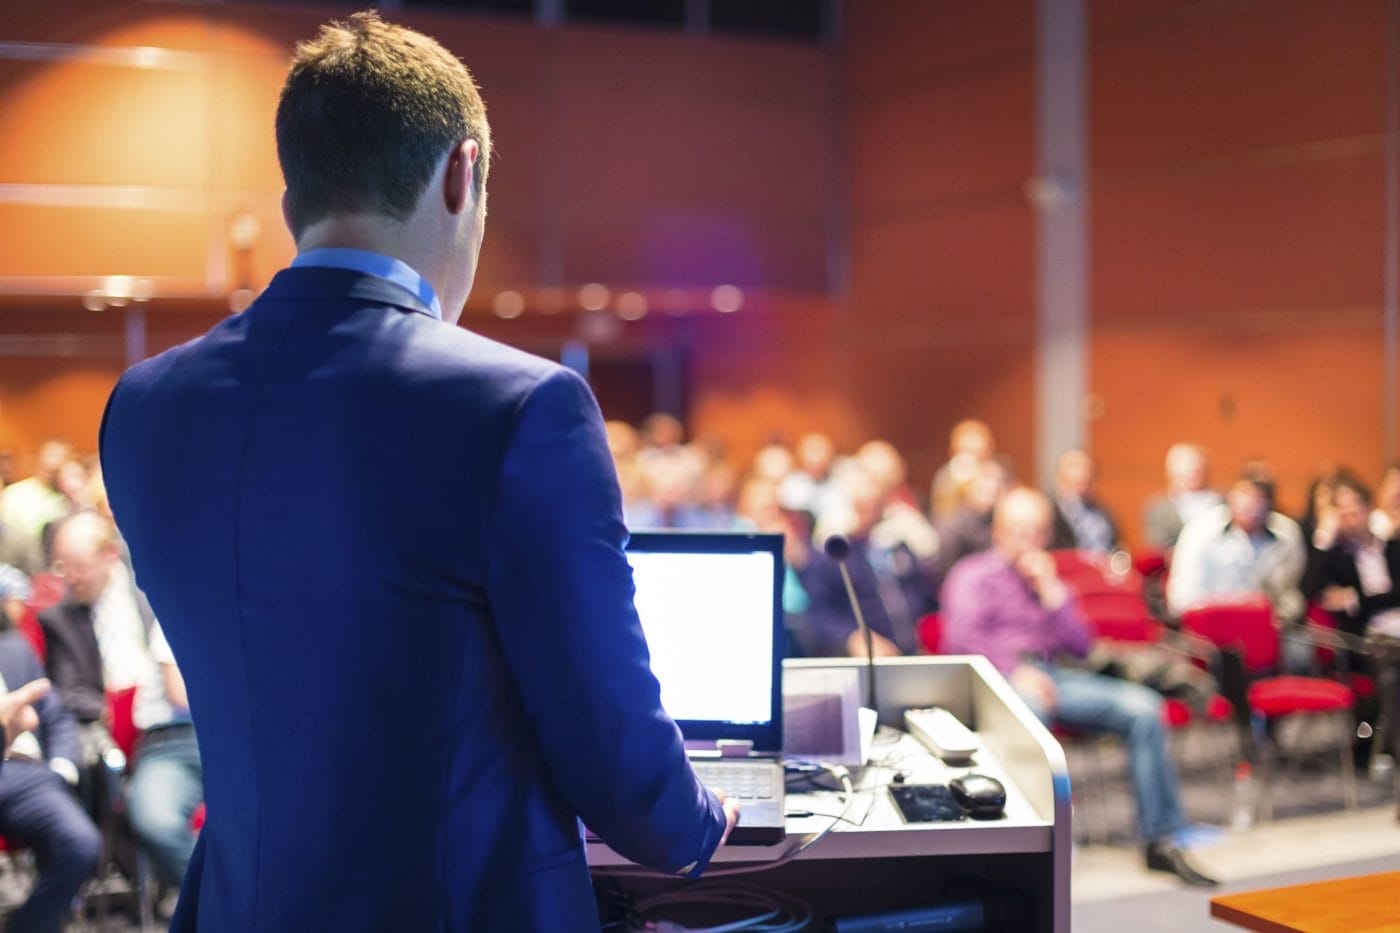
[717,740,755,758]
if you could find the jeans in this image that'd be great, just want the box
[1019,666,1186,843]
[0,761,101,932]
[127,725,203,889]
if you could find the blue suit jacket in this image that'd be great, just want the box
[99,267,725,931]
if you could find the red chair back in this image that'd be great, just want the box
[1180,600,1278,675]
[1132,548,1167,578]
[106,686,140,761]
[28,574,64,613]
[1051,549,1143,598]
[16,604,46,664]
[917,613,942,654]
[1079,591,1162,644]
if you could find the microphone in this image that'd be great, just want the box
[824,534,878,714]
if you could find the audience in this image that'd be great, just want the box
[1048,449,1120,553]
[0,442,73,545]
[940,487,1216,886]
[798,467,937,658]
[930,419,996,520]
[1142,443,1222,553]
[0,621,100,931]
[1302,473,1400,764]
[1167,462,1310,671]
[934,456,1014,580]
[0,412,1394,901]
[1371,464,1400,541]
[0,517,42,577]
[778,431,847,524]
[41,512,203,893]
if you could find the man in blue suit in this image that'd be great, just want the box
[99,11,736,931]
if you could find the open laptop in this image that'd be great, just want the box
[625,530,787,845]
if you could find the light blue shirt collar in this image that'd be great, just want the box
[291,247,442,320]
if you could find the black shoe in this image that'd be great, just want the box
[1145,841,1219,887]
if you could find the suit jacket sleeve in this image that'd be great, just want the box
[484,368,726,876]
[4,635,80,764]
[37,606,107,723]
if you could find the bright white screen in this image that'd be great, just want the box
[627,550,775,726]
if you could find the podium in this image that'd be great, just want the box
[588,655,1072,932]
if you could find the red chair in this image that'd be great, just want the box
[1080,591,1237,808]
[1132,548,1167,579]
[15,604,46,664]
[916,613,942,655]
[28,573,64,613]
[1181,600,1357,819]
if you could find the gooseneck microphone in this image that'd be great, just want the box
[824,534,878,714]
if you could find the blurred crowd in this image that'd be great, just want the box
[2,419,1399,898]
[0,441,198,928]
[605,415,1400,664]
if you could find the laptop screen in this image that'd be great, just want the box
[625,531,785,752]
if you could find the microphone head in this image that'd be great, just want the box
[823,534,851,562]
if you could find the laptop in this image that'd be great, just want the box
[625,530,787,846]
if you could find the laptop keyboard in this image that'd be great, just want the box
[691,761,779,800]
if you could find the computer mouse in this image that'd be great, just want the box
[949,773,1006,819]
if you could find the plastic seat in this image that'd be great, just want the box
[1181,600,1357,819]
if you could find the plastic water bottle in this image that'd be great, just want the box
[1231,761,1255,831]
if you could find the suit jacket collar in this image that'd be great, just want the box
[258,266,439,320]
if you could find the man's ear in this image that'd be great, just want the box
[444,139,478,216]
[280,190,294,237]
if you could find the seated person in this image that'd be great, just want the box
[0,519,42,578]
[799,469,937,658]
[1302,473,1400,759]
[0,628,100,931]
[41,512,202,892]
[930,419,996,521]
[1372,464,1400,541]
[1167,463,1309,671]
[1142,443,1222,553]
[0,563,29,632]
[1049,449,1120,553]
[934,456,1013,580]
[941,487,1215,886]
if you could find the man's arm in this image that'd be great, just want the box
[12,639,81,769]
[0,678,49,755]
[484,368,729,875]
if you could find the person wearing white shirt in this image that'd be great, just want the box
[45,512,201,894]
[1168,465,1310,672]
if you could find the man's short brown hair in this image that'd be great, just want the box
[275,11,491,240]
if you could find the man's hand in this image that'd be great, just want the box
[714,789,741,846]
[0,678,49,753]
[1015,550,1068,610]
[1320,585,1358,614]
[846,628,900,658]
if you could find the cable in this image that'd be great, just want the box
[632,880,813,932]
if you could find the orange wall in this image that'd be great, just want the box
[843,0,1038,485]
[3,0,1397,539]
[1088,0,1395,536]
[0,0,839,467]
[839,0,1396,541]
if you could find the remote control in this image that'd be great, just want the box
[904,707,979,762]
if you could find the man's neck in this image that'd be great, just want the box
[296,215,442,297]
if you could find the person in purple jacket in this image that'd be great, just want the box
[941,487,1215,887]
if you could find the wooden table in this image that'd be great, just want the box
[1210,870,1400,932]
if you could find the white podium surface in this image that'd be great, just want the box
[589,656,1072,933]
